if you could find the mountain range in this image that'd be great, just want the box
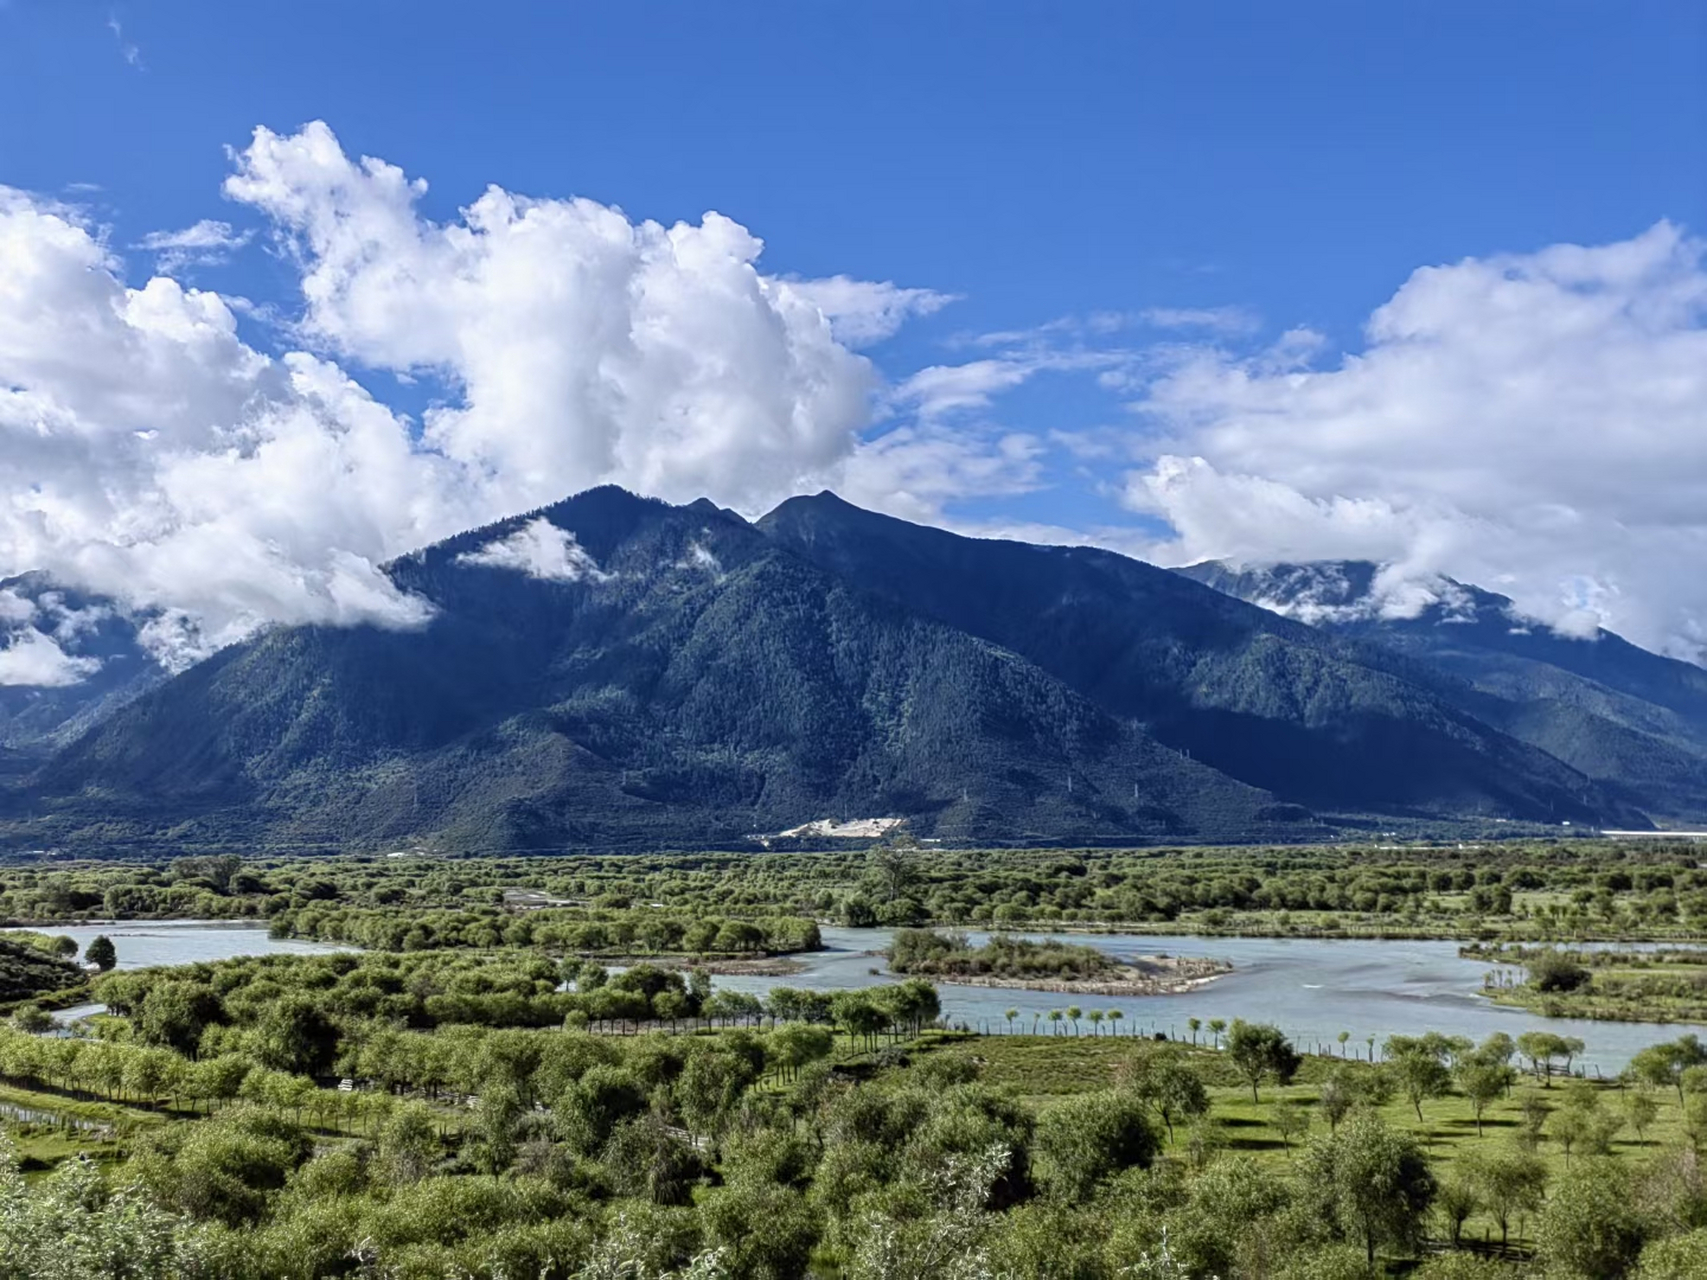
[0,574,167,782]
[0,487,1685,854]
[1178,560,1707,825]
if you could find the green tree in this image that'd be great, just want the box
[1625,1088,1659,1142]
[1630,1034,1707,1102]
[1535,1157,1646,1278]
[8,1005,51,1035]
[1031,1090,1158,1202]
[559,1064,648,1154]
[699,1182,819,1280]
[1455,1062,1509,1136]
[869,835,918,905]
[374,1101,439,1185]
[676,1045,760,1148]
[887,979,940,1037]
[83,935,117,972]
[133,1106,310,1227]
[1552,1082,1620,1166]
[1227,1021,1301,1102]
[1638,1226,1707,1280]
[1461,1145,1547,1247]
[250,996,338,1077]
[1387,1038,1452,1122]
[0,1146,192,1277]
[136,981,222,1059]
[1516,1031,1575,1087]
[1317,1068,1357,1134]
[844,1144,1009,1280]
[1434,1170,1479,1247]
[1121,1052,1210,1144]
[1529,950,1591,993]
[1301,1110,1436,1266]
[1272,1101,1311,1151]
[831,992,887,1053]
[603,1113,705,1206]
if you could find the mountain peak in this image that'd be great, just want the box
[1176,559,1504,628]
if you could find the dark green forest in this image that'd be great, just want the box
[1,489,1670,857]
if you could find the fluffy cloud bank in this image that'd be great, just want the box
[0,123,937,678]
[5,121,1706,683]
[223,122,891,516]
[1125,222,1707,658]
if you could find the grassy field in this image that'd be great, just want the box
[1469,944,1707,1022]
[884,1031,1691,1254]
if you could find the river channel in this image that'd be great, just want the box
[713,927,1707,1075]
[9,921,1701,1074]
[4,920,351,1025]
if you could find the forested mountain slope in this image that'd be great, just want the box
[1179,560,1707,822]
[4,490,1285,852]
[760,494,1640,826]
[0,491,1661,853]
[0,573,168,777]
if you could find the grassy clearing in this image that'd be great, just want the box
[887,1032,1696,1254]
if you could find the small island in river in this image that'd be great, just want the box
[886,928,1230,996]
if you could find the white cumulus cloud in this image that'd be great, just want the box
[1124,222,1707,658]
[458,519,612,583]
[136,219,253,271]
[223,122,880,517]
[0,628,101,687]
[0,121,955,684]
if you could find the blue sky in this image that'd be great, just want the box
[2,1,1707,672]
[7,4,1698,338]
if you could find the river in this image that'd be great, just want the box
[10,921,1700,1074]
[710,927,1707,1075]
[2,920,351,1025]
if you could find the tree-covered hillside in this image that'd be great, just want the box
[0,573,168,758]
[0,492,1666,853]
[1180,560,1707,822]
[6,490,1284,852]
[760,494,1640,826]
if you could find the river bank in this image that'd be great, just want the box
[592,953,810,977]
[1464,941,1707,1023]
[13,920,1707,1074]
[895,954,1232,998]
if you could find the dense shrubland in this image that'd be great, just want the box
[0,936,85,1004]
[5,1002,1707,1277]
[888,929,1119,980]
[268,904,821,956]
[1468,943,1707,1023]
[7,838,1707,943]
[3,844,1707,1275]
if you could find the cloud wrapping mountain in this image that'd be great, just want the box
[456,520,612,583]
[3,121,1706,681]
[8,489,1647,852]
[1126,222,1707,660]
[0,124,943,675]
